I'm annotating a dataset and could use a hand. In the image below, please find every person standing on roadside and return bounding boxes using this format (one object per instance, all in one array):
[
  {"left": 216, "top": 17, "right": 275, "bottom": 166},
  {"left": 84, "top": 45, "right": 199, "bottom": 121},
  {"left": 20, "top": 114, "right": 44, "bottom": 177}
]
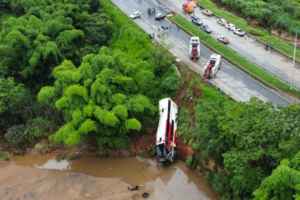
[{"left": 244, "top": 34, "right": 247, "bottom": 41}]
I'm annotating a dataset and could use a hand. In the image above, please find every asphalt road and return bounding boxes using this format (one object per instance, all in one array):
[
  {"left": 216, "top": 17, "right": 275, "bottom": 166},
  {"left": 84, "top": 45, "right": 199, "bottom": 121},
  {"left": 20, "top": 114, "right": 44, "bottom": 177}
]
[
  {"left": 110, "top": 0, "right": 290, "bottom": 106},
  {"left": 157, "top": 0, "right": 300, "bottom": 91}
]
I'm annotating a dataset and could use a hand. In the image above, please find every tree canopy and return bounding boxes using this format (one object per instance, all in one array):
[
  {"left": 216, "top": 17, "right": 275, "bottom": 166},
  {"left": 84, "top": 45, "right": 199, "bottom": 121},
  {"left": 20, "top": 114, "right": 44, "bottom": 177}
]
[
  {"left": 38, "top": 48, "right": 157, "bottom": 148},
  {"left": 0, "top": 0, "right": 112, "bottom": 88},
  {"left": 188, "top": 97, "right": 300, "bottom": 199}
]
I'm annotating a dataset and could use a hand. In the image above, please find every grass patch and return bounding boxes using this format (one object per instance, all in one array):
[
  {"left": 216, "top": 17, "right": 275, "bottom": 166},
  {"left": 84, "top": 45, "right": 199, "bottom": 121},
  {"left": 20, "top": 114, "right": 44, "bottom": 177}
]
[{"left": 171, "top": 15, "right": 300, "bottom": 98}]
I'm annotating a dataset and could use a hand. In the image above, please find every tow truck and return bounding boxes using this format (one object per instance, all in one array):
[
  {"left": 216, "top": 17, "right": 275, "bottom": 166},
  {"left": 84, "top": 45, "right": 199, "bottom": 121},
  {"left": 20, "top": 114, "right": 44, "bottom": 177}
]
[
  {"left": 203, "top": 54, "right": 222, "bottom": 78},
  {"left": 189, "top": 37, "right": 200, "bottom": 61}
]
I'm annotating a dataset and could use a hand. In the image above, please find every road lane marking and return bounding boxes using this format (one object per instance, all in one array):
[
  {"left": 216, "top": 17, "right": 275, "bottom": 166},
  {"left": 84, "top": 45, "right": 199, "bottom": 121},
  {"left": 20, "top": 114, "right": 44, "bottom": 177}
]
[{"left": 130, "top": 0, "right": 138, "bottom": 7}]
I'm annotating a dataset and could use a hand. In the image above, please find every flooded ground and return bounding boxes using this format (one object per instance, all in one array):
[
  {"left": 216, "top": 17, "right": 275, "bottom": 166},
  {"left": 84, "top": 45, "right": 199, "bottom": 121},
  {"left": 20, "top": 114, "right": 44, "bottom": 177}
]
[{"left": 1, "top": 152, "right": 219, "bottom": 200}]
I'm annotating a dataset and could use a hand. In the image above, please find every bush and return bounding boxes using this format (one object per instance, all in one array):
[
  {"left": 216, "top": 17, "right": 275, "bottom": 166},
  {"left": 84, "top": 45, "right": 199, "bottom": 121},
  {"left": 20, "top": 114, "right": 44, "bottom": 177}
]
[
  {"left": 186, "top": 155, "right": 193, "bottom": 168},
  {"left": 6, "top": 124, "right": 33, "bottom": 149},
  {"left": 6, "top": 117, "right": 52, "bottom": 149},
  {"left": 0, "top": 150, "right": 9, "bottom": 160}
]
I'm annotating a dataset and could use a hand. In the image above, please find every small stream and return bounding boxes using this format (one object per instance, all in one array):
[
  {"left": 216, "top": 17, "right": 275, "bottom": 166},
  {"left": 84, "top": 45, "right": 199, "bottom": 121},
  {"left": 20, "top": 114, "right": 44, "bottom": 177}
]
[{"left": 10, "top": 152, "right": 219, "bottom": 200}]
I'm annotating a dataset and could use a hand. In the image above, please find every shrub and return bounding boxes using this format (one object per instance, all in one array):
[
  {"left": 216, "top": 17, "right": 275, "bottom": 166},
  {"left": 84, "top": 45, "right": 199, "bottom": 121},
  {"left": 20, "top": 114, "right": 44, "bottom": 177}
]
[
  {"left": 186, "top": 155, "right": 196, "bottom": 168},
  {"left": 140, "top": 149, "right": 146, "bottom": 157},
  {"left": 6, "top": 124, "right": 33, "bottom": 149},
  {"left": 6, "top": 117, "right": 52, "bottom": 149},
  {"left": 0, "top": 150, "right": 10, "bottom": 160}
]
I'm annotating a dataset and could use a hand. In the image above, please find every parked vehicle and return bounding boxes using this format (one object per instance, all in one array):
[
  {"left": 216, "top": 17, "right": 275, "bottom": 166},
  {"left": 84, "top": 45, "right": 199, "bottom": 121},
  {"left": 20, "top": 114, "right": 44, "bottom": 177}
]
[
  {"left": 217, "top": 36, "right": 229, "bottom": 44},
  {"left": 155, "top": 13, "right": 166, "bottom": 20},
  {"left": 225, "top": 23, "right": 235, "bottom": 30},
  {"left": 217, "top": 18, "right": 227, "bottom": 26},
  {"left": 233, "top": 28, "right": 246, "bottom": 36},
  {"left": 191, "top": 15, "right": 203, "bottom": 26},
  {"left": 189, "top": 37, "right": 201, "bottom": 61},
  {"left": 182, "top": 2, "right": 195, "bottom": 13},
  {"left": 202, "top": 9, "right": 213, "bottom": 16},
  {"left": 200, "top": 24, "right": 212, "bottom": 33},
  {"left": 130, "top": 11, "right": 141, "bottom": 19},
  {"left": 203, "top": 54, "right": 222, "bottom": 78},
  {"left": 156, "top": 98, "right": 178, "bottom": 166}
]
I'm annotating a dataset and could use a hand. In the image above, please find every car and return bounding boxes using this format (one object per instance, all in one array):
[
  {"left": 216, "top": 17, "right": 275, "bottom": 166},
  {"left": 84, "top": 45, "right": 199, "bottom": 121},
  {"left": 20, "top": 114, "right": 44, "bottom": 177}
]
[
  {"left": 217, "top": 19, "right": 227, "bottom": 26},
  {"left": 200, "top": 24, "right": 212, "bottom": 33},
  {"left": 190, "top": 1, "right": 197, "bottom": 8},
  {"left": 233, "top": 28, "right": 246, "bottom": 36},
  {"left": 217, "top": 36, "right": 229, "bottom": 44},
  {"left": 130, "top": 11, "right": 141, "bottom": 19},
  {"left": 202, "top": 9, "right": 213, "bottom": 16},
  {"left": 225, "top": 23, "right": 235, "bottom": 31},
  {"left": 191, "top": 15, "right": 203, "bottom": 26},
  {"left": 164, "top": 8, "right": 173, "bottom": 17},
  {"left": 155, "top": 13, "right": 166, "bottom": 20},
  {"left": 147, "top": 7, "right": 155, "bottom": 15}
]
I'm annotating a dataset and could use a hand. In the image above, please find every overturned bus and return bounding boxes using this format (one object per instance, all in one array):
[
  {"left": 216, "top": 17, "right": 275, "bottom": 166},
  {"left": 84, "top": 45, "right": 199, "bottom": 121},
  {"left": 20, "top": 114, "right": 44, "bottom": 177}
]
[{"left": 156, "top": 98, "right": 178, "bottom": 166}]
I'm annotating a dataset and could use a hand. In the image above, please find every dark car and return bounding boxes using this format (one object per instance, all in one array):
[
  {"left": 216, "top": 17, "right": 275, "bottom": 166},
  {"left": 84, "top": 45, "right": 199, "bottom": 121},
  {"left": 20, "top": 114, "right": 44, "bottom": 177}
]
[
  {"left": 155, "top": 13, "right": 166, "bottom": 20},
  {"left": 191, "top": 15, "right": 203, "bottom": 26},
  {"left": 200, "top": 24, "right": 212, "bottom": 33}
]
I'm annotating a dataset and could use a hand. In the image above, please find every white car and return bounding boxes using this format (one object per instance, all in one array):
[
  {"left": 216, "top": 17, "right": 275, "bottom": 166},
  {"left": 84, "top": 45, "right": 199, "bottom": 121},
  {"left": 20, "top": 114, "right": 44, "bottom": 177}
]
[
  {"left": 190, "top": 1, "right": 197, "bottom": 8},
  {"left": 217, "top": 19, "right": 227, "bottom": 26},
  {"left": 202, "top": 9, "right": 213, "bottom": 16},
  {"left": 130, "top": 11, "right": 141, "bottom": 19},
  {"left": 225, "top": 23, "right": 235, "bottom": 30},
  {"left": 233, "top": 28, "right": 246, "bottom": 36}
]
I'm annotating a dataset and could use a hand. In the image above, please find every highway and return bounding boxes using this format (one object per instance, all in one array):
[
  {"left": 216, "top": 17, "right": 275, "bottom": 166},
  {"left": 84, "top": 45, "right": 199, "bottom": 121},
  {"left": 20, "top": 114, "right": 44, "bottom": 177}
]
[
  {"left": 110, "top": 0, "right": 290, "bottom": 106},
  {"left": 158, "top": 0, "right": 300, "bottom": 91}
]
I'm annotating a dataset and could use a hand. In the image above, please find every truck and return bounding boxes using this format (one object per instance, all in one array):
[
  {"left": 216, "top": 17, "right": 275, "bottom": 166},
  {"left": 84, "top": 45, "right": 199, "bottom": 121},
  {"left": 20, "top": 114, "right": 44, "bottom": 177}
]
[
  {"left": 189, "top": 37, "right": 200, "bottom": 61},
  {"left": 203, "top": 54, "right": 222, "bottom": 78},
  {"left": 182, "top": 2, "right": 195, "bottom": 13},
  {"left": 156, "top": 98, "right": 178, "bottom": 166}
]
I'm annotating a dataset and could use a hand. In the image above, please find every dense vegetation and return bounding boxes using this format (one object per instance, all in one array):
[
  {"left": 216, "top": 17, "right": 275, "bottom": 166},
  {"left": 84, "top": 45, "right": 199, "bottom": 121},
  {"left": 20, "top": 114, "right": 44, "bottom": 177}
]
[
  {"left": 1, "top": 0, "right": 300, "bottom": 200},
  {"left": 0, "top": 0, "right": 179, "bottom": 150},
  {"left": 178, "top": 65, "right": 300, "bottom": 200}
]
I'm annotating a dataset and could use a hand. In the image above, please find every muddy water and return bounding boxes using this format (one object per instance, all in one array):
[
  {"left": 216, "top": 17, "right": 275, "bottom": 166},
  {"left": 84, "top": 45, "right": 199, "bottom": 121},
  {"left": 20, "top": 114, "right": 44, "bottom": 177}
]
[{"left": 11, "top": 153, "right": 219, "bottom": 200}]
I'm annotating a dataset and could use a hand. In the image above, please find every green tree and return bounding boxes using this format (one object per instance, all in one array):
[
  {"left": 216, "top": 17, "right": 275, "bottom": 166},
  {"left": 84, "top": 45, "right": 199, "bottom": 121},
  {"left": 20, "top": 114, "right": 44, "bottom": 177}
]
[
  {"left": 88, "top": 0, "right": 100, "bottom": 13},
  {"left": 39, "top": 48, "right": 156, "bottom": 148},
  {"left": 253, "top": 154, "right": 300, "bottom": 200},
  {"left": 0, "top": 77, "right": 26, "bottom": 128}
]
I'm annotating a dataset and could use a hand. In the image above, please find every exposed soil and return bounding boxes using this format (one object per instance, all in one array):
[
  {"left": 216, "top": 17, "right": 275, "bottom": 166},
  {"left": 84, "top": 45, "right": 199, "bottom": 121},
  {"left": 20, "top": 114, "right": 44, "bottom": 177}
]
[{"left": 0, "top": 165, "right": 141, "bottom": 200}]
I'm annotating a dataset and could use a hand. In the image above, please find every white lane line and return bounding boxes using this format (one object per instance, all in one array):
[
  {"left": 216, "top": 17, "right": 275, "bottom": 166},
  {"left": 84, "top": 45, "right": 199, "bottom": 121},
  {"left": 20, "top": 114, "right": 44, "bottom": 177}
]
[
  {"left": 142, "top": 0, "right": 150, "bottom": 7},
  {"left": 130, "top": 0, "right": 138, "bottom": 7}
]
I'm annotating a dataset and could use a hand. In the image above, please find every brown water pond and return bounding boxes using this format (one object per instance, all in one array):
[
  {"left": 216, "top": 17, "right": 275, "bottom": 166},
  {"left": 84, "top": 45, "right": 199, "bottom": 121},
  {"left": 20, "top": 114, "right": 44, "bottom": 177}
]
[{"left": 10, "top": 152, "right": 219, "bottom": 200}]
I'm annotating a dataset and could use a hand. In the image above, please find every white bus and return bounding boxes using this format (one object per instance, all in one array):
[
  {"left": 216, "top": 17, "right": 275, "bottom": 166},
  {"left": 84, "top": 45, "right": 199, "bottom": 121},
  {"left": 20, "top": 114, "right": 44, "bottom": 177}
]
[{"left": 156, "top": 98, "right": 178, "bottom": 165}]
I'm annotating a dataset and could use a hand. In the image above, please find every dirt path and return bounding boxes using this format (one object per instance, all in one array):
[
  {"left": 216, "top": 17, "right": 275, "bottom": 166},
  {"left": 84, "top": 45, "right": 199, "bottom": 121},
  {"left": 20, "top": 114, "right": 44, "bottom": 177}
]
[{"left": 0, "top": 165, "right": 142, "bottom": 200}]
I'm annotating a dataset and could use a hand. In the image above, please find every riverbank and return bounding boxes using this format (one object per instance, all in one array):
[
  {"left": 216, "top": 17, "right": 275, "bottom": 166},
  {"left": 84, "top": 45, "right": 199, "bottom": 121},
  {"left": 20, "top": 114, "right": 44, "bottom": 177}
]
[{"left": 0, "top": 164, "right": 141, "bottom": 200}]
